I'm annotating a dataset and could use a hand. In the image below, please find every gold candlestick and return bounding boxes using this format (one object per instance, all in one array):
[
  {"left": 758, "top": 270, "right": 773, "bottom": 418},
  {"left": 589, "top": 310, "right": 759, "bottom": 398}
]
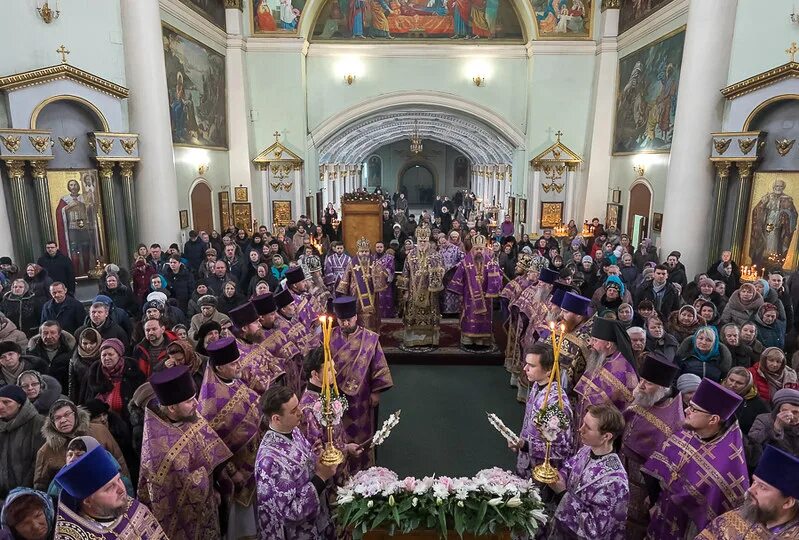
[
  {"left": 532, "top": 322, "right": 568, "bottom": 484},
  {"left": 319, "top": 315, "right": 345, "bottom": 466}
]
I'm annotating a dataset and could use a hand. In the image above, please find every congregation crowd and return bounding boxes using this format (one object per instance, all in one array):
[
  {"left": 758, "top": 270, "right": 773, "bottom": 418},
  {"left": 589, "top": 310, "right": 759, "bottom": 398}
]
[{"left": 0, "top": 185, "right": 796, "bottom": 539}]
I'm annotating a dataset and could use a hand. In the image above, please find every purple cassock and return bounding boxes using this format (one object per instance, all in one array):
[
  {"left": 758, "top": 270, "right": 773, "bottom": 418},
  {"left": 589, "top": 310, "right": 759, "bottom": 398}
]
[
  {"left": 262, "top": 326, "right": 305, "bottom": 397},
  {"left": 299, "top": 385, "right": 351, "bottom": 487},
  {"left": 291, "top": 289, "right": 321, "bottom": 332},
  {"left": 336, "top": 257, "right": 389, "bottom": 333},
  {"left": 236, "top": 337, "right": 286, "bottom": 395},
  {"left": 198, "top": 363, "right": 262, "bottom": 506},
  {"left": 549, "top": 446, "right": 630, "bottom": 539},
  {"left": 516, "top": 380, "right": 574, "bottom": 478},
  {"left": 446, "top": 252, "right": 503, "bottom": 345},
  {"left": 375, "top": 252, "right": 396, "bottom": 318},
  {"left": 138, "top": 406, "right": 233, "bottom": 540},
  {"left": 276, "top": 314, "right": 320, "bottom": 354},
  {"left": 573, "top": 350, "right": 639, "bottom": 425},
  {"left": 330, "top": 325, "right": 393, "bottom": 471},
  {"left": 500, "top": 275, "right": 534, "bottom": 377},
  {"left": 621, "top": 395, "right": 685, "bottom": 539},
  {"left": 323, "top": 252, "right": 352, "bottom": 290},
  {"left": 255, "top": 428, "right": 334, "bottom": 540},
  {"left": 439, "top": 243, "right": 465, "bottom": 315},
  {"left": 55, "top": 498, "right": 169, "bottom": 539}
]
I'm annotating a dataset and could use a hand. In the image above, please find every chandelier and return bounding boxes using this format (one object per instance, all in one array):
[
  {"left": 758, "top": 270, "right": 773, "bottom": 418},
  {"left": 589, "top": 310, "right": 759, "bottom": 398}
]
[{"left": 410, "top": 121, "right": 423, "bottom": 155}]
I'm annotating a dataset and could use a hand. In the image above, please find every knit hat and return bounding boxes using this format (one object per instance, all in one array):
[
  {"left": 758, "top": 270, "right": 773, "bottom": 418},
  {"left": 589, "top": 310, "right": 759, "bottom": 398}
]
[
  {"left": 676, "top": 373, "right": 701, "bottom": 393},
  {"left": 105, "top": 264, "right": 120, "bottom": 274},
  {"left": 93, "top": 294, "right": 113, "bottom": 307},
  {"left": 197, "top": 295, "right": 217, "bottom": 308},
  {"left": 55, "top": 446, "right": 119, "bottom": 500},
  {"left": 0, "top": 257, "right": 12, "bottom": 265},
  {"left": 146, "top": 291, "right": 168, "bottom": 305},
  {"left": 581, "top": 255, "right": 593, "bottom": 264},
  {"left": 194, "top": 321, "right": 222, "bottom": 356},
  {"left": 99, "top": 338, "right": 125, "bottom": 358},
  {"left": 144, "top": 300, "right": 165, "bottom": 312},
  {"left": 0, "top": 341, "right": 22, "bottom": 356},
  {"left": 772, "top": 388, "right": 799, "bottom": 409},
  {"left": 0, "top": 385, "right": 27, "bottom": 405}
]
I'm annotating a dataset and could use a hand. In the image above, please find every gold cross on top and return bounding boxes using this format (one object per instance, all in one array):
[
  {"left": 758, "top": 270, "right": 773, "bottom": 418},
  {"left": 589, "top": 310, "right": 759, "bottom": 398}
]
[
  {"left": 555, "top": 130, "right": 563, "bottom": 142},
  {"left": 787, "top": 42, "right": 798, "bottom": 63},
  {"left": 273, "top": 131, "right": 281, "bottom": 143},
  {"left": 56, "top": 44, "right": 70, "bottom": 63}
]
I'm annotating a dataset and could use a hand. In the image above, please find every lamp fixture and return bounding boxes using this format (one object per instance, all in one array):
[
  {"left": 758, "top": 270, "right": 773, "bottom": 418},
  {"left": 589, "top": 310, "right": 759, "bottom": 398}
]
[
  {"left": 473, "top": 76, "right": 485, "bottom": 87},
  {"left": 198, "top": 163, "right": 209, "bottom": 176},
  {"left": 344, "top": 74, "right": 356, "bottom": 85},
  {"left": 791, "top": 6, "right": 799, "bottom": 24},
  {"left": 409, "top": 121, "right": 423, "bottom": 155},
  {"left": 36, "top": 0, "right": 60, "bottom": 23},
  {"left": 633, "top": 164, "right": 645, "bottom": 177}
]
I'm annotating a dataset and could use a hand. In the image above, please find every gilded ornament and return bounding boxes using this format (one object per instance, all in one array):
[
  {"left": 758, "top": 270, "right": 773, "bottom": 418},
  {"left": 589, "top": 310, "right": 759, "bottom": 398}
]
[
  {"left": 542, "top": 180, "right": 565, "bottom": 193},
  {"left": 120, "top": 138, "right": 137, "bottom": 155},
  {"left": 28, "top": 135, "right": 52, "bottom": 154},
  {"left": 601, "top": 0, "right": 620, "bottom": 10},
  {"left": 223, "top": 0, "right": 242, "bottom": 8},
  {"left": 356, "top": 237, "right": 371, "bottom": 251},
  {"left": 713, "top": 138, "right": 732, "bottom": 155},
  {"left": 775, "top": 138, "right": 795, "bottom": 157},
  {"left": 97, "top": 138, "right": 114, "bottom": 155},
  {"left": 29, "top": 160, "right": 48, "bottom": 179},
  {"left": 0, "top": 135, "right": 21, "bottom": 153},
  {"left": 118, "top": 161, "right": 135, "bottom": 179},
  {"left": 714, "top": 161, "right": 732, "bottom": 179},
  {"left": 58, "top": 136, "right": 77, "bottom": 153},
  {"left": 738, "top": 137, "right": 756, "bottom": 155},
  {"left": 4, "top": 159, "right": 26, "bottom": 178}
]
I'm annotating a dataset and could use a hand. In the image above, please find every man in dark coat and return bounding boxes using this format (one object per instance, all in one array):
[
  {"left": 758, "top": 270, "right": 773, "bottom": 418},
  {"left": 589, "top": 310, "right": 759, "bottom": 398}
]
[
  {"left": 36, "top": 242, "right": 75, "bottom": 295},
  {"left": 25, "top": 321, "right": 75, "bottom": 389},
  {"left": 40, "top": 282, "right": 86, "bottom": 336},
  {"left": 0, "top": 385, "right": 45, "bottom": 498},
  {"left": 73, "top": 302, "right": 129, "bottom": 350},
  {"left": 182, "top": 230, "right": 208, "bottom": 274},
  {"left": 706, "top": 250, "right": 740, "bottom": 294},
  {"left": 162, "top": 255, "right": 195, "bottom": 314},
  {"left": 635, "top": 264, "right": 681, "bottom": 320}
]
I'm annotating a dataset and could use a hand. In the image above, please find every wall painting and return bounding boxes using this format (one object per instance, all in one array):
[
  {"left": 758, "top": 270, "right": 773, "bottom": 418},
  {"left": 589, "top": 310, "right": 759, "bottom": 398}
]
[
  {"left": 252, "top": 0, "right": 304, "bottom": 33},
  {"left": 179, "top": 0, "right": 227, "bottom": 28},
  {"left": 612, "top": 28, "right": 685, "bottom": 155},
  {"left": 531, "top": 0, "right": 592, "bottom": 40},
  {"left": 163, "top": 25, "right": 228, "bottom": 149},
  {"left": 741, "top": 172, "right": 799, "bottom": 271},
  {"left": 311, "top": 0, "right": 523, "bottom": 40},
  {"left": 619, "top": 0, "right": 677, "bottom": 35}
]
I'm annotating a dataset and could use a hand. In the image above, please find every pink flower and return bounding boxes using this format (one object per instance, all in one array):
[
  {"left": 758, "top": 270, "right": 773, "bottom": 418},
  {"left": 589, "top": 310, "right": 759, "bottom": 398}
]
[{"left": 402, "top": 476, "right": 417, "bottom": 492}]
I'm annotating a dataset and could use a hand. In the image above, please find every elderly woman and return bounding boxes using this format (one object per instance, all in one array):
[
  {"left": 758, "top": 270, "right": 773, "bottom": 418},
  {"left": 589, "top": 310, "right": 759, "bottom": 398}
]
[
  {"left": 0, "top": 487, "right": 55, "bottom": 540},
  {"left": 722, "top": 366, "right": 771, "bottom": 435},
  {"left": 164, "top": 340, "right": 205, "bottom": 392},
  {"left": 719, "top": 282, "right": 763, "bottom": 327},
  {"left": 16, "top": 371, "right": 64, "bottom": 415},
  {"left": 81, "top": 338, "right": 145, "bottom": 425},
  {"left": 740, "top": 320, "right": 765, "bottom": 366},
  {"left": 99, "top": 272, "right": 136, "bottom": 317},
  {"left": 676, "top": 326, "right": 732, "bottom": 382},
  {"left": 749, "top": 347, "right": 798, "bottom": 404},
  {"left": 668, "top": 305, "right": 706, "bottom": 342},
  {"left": 753, "top": 303, "right": 786, "bottom": 349},
  {"left": 216, "top": 280, "right": 245, "bottom": 315},
  {"left": 718, "top": 323, "right": 753, "bottom": 369},
  {"left": 0, "top": 342, "right": 48, "bottom": 387},
  {"left": 747, "top": 388, "right": 799, "bottom": 462},
  {"left": 0, "top": 280, "right": 42, "bottom": 338},
  {"left": 644, "top": 316, "right": 679, "bottom": 363}
]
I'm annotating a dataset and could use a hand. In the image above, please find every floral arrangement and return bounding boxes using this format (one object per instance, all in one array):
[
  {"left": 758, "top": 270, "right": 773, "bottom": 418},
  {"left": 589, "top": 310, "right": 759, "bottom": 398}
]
[
  {"left": 335, "top": 466, "right": 547, "bottom": 538},
  {"left": 371, "top": 410, "right": 401, "bottom": 447},
  {"left": 313, "top": 394, "right": 348, "bottom": 427},
  {"left": 534, "top": 403, "right": 570, "bottom": 442}
]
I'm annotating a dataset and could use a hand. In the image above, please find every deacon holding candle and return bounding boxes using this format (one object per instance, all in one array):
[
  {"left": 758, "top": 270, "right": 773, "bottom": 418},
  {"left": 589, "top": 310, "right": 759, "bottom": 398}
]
[{"left": 329, "top": 296, "right": 393, "bottom": 472}]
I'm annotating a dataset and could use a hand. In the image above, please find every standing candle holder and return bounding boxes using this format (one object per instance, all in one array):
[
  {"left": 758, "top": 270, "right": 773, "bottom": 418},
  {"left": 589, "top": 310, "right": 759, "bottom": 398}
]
[
  {"left": 532, "top": 321, "right": 571, "bottom": 484},
  {"left": 318, "top": 315, "right": 347, "bottom": 466}
]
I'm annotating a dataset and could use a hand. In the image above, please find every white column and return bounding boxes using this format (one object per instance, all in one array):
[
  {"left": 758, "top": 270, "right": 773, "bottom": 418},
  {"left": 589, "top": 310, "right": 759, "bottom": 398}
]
[
  {"left": 121, "top": 0, "right": 180, "bottom": 244},
  {"left": 661, "top": 0, "right": 738, "bottom": 275},
  {"left": 0, "top": 178, "right": 15, "bottom": 257},
  {"left": 293, "top": 168, "right": 303, "bottom": 220},
  {"left": 262, "top": 169, "right": 272, "bottom": 227},
  {"left": 225, "top": 8, "right": 254, "bottom": 200},
  {"left": 582, "top": 5, "right": 619, "bottom": 222}
]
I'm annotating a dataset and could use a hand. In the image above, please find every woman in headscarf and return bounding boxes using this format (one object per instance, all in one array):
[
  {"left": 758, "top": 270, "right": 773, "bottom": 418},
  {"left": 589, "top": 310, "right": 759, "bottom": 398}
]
[
  {"left": 164, "top": 340, "right": 205, "bottom": 392},
  {"left": 740, "top": 321, "right": 765, "bottom": 366},
  {"left": 81, "top": 338, "right": 145, "bottom": 426},
  {"left": 754, "top": 278, "right": 787, "bottom": 322},
  {"left": 595, "top": 275, "right": 625, "bottom": 313},
  {"left": 749, "top": 347, "right": 798, "bottom": 404},
  {"left": 644, "top": 316, "right": 680, "bottom": 363},
  {"left": 216, "top": 280, "right": 245, "bottom": 315},
  {"left": 722, "top": 366, "right": 770, "bottom": 435},
  {"left": 0, "top": 487, "right": 54, "bottom": 540},
  {"left": 719, "top": 282, "right": 763, "bottom": 326},
  {"left": 0, "top": 280, "right": 42, "bottom": 338},
  {"left": 16, "top": 371, "right": 64, "bottom": 416},
  {"left": 696, "top": 300, "right": 719, "bottom": 328},
  {"left": 67, "top": 328, "right": 102, "bottom": 404},
  {"left": 676, "top": 326, "right": 732, "bottom": 382},
  {"left": 23, "top": 264, "right": 51, "bottom": 303},
  {"left": 753, "top": 303, "right": 786, "bottom": 349},
  {"left": 668, "top": 305, "right": 706, "bottom": 343}
]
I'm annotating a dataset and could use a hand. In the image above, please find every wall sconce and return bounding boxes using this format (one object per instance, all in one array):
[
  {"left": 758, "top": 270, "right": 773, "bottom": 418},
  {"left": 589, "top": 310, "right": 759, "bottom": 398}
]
[
  {"left": 344, "top": 74, "right": 356, "bottom": 85},
  {"left": 36, "top": 0, "right": 60, "bottom": 23},
  {"left": 633, "top": 164, "right": 645, "bottom": 177},
  {"left": 198, "top": 162, "right": 209, "bottom": 176},
  {"left": 473, "top": 76, "right": 486, "bottom": 87}
]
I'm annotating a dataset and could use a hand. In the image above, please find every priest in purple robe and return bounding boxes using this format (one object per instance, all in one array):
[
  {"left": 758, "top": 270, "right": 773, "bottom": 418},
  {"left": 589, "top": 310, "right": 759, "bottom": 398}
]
[
  {"left": 286, "top": 266, "right": 322, "bottom": 334},
  {"left": 330, "top": 296, "right": 394, "bottom": 471},
  {"left": 546, "top": 290, "right": 593, "bottom": 393},
  {"left": 199, "top": 337, "right": 263, "bottom": 540},
  {"left": 620, "top": 352, "right": 684, "bottom": 539},
  {"left": 336, "top": 236, "right": 389, "bottom": 333},
  {"left": 229, "top": 301, "right": 286, "bottom": 394},
  {"left": 323, "top": 241, "right": 352, "bottom": 291},
  {"left": 642, "top": 377, "right": 749, "bottom": 539},
  {"left": 54, "top": 446, "right": 168, "bottom": 539},
  {"left": 138, "top": 366, "right": 233, "bottom": 540},
  {"left": 574, "top": 317, "right": 639, "bottom": 433},
  {"left": 304, "top": 254, "right": 332, "bottom": 318},
  {"left": 501, "top": 253, "right": 534, "bottom": 386},
  {"left": 252, "top": 292, "right": 305, "bottom": 395},
  {"left": 275, "top": 288, "right": 320, "bottom": 354},
  {"left": 374, "top": 240, "right": 397, "bottom": 318},
  {"left": 547, "top": 403, "right": 630, "bottom": 539},
  {"left": 447, "top": 234, "right": 503, "bottom": 350},
  {"left": 255, "top": 385, "right": 339, "bottom": 539},
  {"left": 439, "top": 232, "right": 465, "bottom": 317},
  {"left": 697, "top": 445, "right": 799, "bottom": 539}
]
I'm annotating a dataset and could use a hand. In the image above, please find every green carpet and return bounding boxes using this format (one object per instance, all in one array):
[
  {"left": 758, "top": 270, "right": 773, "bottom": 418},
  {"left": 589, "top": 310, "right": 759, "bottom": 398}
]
[{"left": 375, "top": 364, "right": 524, "bottom": 478}]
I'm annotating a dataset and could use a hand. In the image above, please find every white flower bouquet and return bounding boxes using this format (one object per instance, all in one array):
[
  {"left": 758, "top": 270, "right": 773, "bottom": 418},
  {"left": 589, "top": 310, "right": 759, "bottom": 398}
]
[
  {"left": 335, "top": 466, "right": 547, "bottom": 538},
  {"left": 534, "top": 403, "right": 570, "bottom": 442}
]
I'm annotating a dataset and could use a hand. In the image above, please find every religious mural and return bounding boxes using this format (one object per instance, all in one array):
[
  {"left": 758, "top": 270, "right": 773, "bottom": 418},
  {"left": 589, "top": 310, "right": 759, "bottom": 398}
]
[
  {"left": 163, "top": 25, "right": 228, "bottom": 149},
  {"left": 612, "top": 28, "right": 685, "bottom": 155},
  {"left": 367, "top": 155, "right": 383, "bottom": 187},
  {"left": 742, "top": 172, "right": 799, "bottom": 270},
  {"left": 47, "top": 170, "right": 106, "bottom": 278},
  {"left": 619, "top": 0, "right": 677, "bottom": 34},
  {"left": 311, "top": 0, "right": 523, "bottom": 40},
  {"left": 178, "top": 0, "right": 227, "bottom": 28},
  {"left": 251, "top": 0, "right": 304, "bottom": 33},
  {"left": 531, "top": 0, "right": 591, "bottom": 39}
]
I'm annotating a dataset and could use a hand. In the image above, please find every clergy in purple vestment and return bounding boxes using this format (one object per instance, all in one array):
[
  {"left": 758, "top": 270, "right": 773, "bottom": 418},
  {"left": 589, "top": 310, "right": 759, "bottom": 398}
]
[
  {"left": 439, "top": 232, "right": 465, "bottom": 316},
  {"left": 199, "top": 337, "right": 263, "bottom": 540},
  {"left": 252, "top": 292, "right": 305, "bottom": 396},
  {"left": 323, "top": 242, "right": 352, "bottom": 291},
  {"left": 512, "top": 342, "right": 574, "bottom": 478},
  {"left": 501, "top": 255, "right": 536, "bottom": 390},
  {"left": 138, "top": 366, "right": 233, "bottom": 540},
  {"left": 374, "top": 240, "right": 397, "bottom": 318},
  {"left": 54, "top": 446, "right": 169, "bottom": 539},
  {"left": 642, "top": 378, "right": 749, "bottom": 539},
  {"left": 286, "top": 266, "right": 322, "bottom": 334},
  {"left": 276, "top": 287, "right": 321, "bottom": 354},
  {"left": 548, "top": 403, "right": 630, "bottom": 540},
  {"left": 447, "top": 234, "right": 503, "bottom": 349},
  {"left": 229, "top": 302, "right": 286, "bottom": 394},
  {"left": 620, "top": 352, "right": 684, "bottom": 539},
  {"left": 330, "top": 296, "right": 394, "bottom": 471},
  {"left": 336, "top": 237, "right": 389, "bottom": 333},
  {"left": 255, "top": 386, "right": 339, "bottom": 540}
]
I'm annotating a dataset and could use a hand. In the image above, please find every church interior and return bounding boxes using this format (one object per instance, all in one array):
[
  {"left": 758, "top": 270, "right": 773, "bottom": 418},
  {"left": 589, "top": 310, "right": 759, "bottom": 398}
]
[{"left": 2, "top": 0, "right": 799, "bottom": 538}]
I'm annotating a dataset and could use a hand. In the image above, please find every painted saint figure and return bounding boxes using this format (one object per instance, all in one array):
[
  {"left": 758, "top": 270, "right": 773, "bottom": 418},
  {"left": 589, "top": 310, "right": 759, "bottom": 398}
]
[
  {"left": 55, "top": 175, "right": 100, "bottom": 276},
  {"left": 749, "top": 178, "right": 798, "bottom": 267}
]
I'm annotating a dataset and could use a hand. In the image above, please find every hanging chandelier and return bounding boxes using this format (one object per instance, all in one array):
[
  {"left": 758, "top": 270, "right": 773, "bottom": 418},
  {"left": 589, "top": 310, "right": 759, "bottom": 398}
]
[{"left": 410, "top": 121, "right": 423, "bottom": 155}]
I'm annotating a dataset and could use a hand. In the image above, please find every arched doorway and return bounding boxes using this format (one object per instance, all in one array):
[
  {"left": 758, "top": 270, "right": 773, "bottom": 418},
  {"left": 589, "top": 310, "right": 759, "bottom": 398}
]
[
  {"left": 628, "top": 182, "right": 652, "bottom": 245},
  {"left": 190, "top": 181, "right": 213, "bottom": 233},
  {"left": 399, "top": 163, "right": 436, "bottom": 205}
]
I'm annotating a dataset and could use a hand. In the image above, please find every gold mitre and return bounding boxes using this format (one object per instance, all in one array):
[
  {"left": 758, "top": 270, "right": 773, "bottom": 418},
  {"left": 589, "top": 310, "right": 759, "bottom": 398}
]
[
  {"left": 472, "top": 234, "right": 487, "bottom": 248},
  {"left": 356, "top": 236, "right": 371, "bottom": 251},
  {"left": 517, "top": 252, "right": 532, "bottom": 269},
  {"left": 415, "top": 225, "right": 431, "bottom": 241}
]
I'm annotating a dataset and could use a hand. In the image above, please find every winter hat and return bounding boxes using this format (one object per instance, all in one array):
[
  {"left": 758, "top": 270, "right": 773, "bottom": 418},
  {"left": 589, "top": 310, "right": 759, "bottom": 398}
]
[
  {"left": 147, "top": 291, "right": 168, "bottom": 305},
  {"left": 195, "top": 321, "right": 222, "bottom": 356},
  {"left": 581, "top": 255, "right": 593, "bottom": 264},
  {"left": 0, "top": 257, "right": 12, "bottom": 265},
  {"left": 0, "top": 385, "right": 27, "bottom": 405},
  {"left": 99, "top": 338, "right": 125, "bottom": 358},
  {"left": 55, "top": 446, "right": 118, "bottom": 500},
  {"left": 93, "top": 295, "right": 113, "bottom": 307},
  {"left": 197, "top": 295, "right": 217, "bottom": 308},
  {"left": 676, "top": 373, "right": 701, "bottom": 393},
  {"left": 0, "top": 341, "right": 22, "bottom": 356},
  {"left": 772, "top": 388, "right": 799, "bottom": 409}
]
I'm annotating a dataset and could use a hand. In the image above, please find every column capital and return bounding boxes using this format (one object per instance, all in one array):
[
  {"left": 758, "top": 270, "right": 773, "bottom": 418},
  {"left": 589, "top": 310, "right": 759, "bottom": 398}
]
[
  {"left": 736, "top": 161, "right": 754, "bottom": 179},
  {"left": 224, "top": 0, "right": 243, "bottom": 9},
  {"left": 29, "top": 160, "right": 49, "bottom": 179},
  {"left": 601, "top": 0, "right": 620, "bottom": 11},
  {"left": 2, "top": 159, "right": 26, "bottom": 179},
  {"left": 98, "top": 160, "right": 116, "bottom": 179},
  {"left": 713, "top": 160, "right": 732, "bottom": 179},
  {"left": 118, "top": 161, "right": 135, "bottom": 179}
]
